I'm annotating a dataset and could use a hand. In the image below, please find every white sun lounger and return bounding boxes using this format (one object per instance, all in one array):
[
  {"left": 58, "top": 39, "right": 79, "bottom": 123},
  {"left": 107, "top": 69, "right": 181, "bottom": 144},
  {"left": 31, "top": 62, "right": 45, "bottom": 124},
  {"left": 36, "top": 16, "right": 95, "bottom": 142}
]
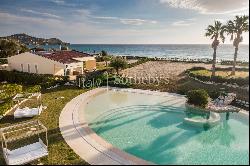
[
  {"left": 3, "top": 138, "right": 48, "bottom": 165},
  {"left": 14, "top": 105, "right": 46, "bottom": 119}
]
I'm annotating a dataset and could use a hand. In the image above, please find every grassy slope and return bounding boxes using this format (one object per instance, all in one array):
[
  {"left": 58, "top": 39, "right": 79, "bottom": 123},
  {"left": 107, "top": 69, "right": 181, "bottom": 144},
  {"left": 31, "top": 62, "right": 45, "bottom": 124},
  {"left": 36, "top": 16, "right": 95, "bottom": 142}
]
[
  {"left": 0, "top": 86, "right": 89, "bottom": 165},
  {"left": 177, "top": 77, "right": 249, "bottom": 101},
  {"left": 190, "top": 70, "right": 249, "bottom": 79}
]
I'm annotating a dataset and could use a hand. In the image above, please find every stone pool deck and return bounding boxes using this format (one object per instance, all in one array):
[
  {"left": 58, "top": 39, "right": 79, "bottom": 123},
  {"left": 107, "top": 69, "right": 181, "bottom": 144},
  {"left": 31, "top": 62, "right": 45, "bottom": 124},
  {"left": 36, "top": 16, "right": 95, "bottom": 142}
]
[{"left": 59, "top": 88, "right": 153, "bottom": 165}]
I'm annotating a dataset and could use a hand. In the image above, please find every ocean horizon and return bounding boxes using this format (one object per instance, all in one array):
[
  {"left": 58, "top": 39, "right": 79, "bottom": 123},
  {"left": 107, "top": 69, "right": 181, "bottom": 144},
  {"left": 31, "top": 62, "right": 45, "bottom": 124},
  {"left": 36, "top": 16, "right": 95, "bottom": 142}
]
[{"left": 29, "top": 44, "right": 249, "bottom": 62}]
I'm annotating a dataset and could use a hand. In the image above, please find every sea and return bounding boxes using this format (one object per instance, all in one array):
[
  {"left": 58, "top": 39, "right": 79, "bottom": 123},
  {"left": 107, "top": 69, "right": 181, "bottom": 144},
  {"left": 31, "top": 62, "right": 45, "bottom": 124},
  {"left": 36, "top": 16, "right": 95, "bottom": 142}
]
[{"left": 29, "top": 44, "right": 249, "bottom": 62}]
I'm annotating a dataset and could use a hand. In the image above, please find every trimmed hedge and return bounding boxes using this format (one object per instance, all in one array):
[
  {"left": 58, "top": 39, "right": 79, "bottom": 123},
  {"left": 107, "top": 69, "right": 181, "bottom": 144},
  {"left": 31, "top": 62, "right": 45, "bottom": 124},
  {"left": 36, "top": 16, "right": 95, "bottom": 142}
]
[
  {"left": 0, "top": 70, "right": 69, "bottom": 88},
  {"left": 187, "top": 89, "right": 209, "bottom": 108}
]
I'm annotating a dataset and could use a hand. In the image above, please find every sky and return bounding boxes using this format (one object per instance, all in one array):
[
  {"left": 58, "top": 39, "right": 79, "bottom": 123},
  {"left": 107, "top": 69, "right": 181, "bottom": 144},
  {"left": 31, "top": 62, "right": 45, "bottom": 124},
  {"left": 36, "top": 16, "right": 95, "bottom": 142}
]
[{"left": 0, "top": 0, "right": 249, "bottom": 44}]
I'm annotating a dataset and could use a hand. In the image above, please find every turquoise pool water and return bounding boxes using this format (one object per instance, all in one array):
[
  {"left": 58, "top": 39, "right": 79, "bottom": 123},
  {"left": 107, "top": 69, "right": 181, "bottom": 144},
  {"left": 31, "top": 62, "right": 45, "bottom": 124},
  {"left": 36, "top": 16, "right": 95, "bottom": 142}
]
[{"left": 84, "top": 90, "right": 249, "bottom": 165}]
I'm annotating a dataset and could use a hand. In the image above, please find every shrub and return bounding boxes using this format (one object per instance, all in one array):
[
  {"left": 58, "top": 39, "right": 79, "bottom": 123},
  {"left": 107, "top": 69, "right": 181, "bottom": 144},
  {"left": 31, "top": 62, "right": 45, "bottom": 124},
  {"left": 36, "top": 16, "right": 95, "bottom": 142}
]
[
  {"left": 188, "top": 67, "right": 207, "bottom": 71},
  {"left": 76, "top": 70, "right": 109, "bottom": 88},
  {"left": 187, "top": 89, "right": 209, "bottom": 108},
  {"left": 0, "top": 99, "right": 14, "bottom": 116},
  {"left": 96, "top": 56, "right": 104, "bottom": 62},
  {"left": 127, "top": 57, "right": 150, "bottom": 68},
  {"left": 0, "top": 70, "right": 69, "bottom": 88},
  {"left": 24, "top": 85, "right": 42, "bottom": 93},
  {"left": 0, "top": 84, "right": 23, "bottom": 100},
  {"left": 209, "top": 90, "right": 221, "bottom": 100},
  {"left": 76, "top": 72, "right": 132, "bottom": 88},
  {"left": 0, "top": 59, "right": 7, "bottom": 64}
]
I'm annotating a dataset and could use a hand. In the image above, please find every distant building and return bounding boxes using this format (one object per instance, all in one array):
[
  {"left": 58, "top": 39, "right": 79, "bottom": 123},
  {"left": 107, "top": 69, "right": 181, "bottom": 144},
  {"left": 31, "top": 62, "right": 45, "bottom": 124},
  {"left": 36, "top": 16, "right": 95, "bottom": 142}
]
[{"left": 7, "top": 51, "right": 96, "bottom": 77}]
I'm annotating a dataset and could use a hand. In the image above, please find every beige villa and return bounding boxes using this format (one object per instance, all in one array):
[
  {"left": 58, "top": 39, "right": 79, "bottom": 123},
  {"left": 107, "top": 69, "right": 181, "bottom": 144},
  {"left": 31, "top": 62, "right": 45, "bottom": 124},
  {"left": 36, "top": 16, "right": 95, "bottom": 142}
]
[{"left": 7, "top": 51, "right": 96, "bottom": 77}]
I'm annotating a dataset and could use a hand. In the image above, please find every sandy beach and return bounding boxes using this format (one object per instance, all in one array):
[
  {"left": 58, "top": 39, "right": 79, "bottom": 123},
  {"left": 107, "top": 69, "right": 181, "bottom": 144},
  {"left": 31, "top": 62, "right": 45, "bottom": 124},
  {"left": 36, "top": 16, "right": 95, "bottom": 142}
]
[{"left": 122, "top": 61, "right": 231, "bottom": 81}]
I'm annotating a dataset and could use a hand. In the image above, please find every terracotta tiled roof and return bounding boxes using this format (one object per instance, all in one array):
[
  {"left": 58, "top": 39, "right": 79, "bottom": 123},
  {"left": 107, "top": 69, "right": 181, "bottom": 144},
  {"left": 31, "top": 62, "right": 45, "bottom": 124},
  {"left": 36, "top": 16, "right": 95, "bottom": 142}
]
[{"left": 36, "top": 51, "right": 92, "bottom": 64}]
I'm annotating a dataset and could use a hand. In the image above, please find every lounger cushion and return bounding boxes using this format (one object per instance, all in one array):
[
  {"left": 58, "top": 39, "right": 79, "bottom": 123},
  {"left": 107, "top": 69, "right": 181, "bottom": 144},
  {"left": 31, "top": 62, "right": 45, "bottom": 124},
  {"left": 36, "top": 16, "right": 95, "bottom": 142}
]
[{"left": 3, "top": 141, "right": 48, "bottom": 165}]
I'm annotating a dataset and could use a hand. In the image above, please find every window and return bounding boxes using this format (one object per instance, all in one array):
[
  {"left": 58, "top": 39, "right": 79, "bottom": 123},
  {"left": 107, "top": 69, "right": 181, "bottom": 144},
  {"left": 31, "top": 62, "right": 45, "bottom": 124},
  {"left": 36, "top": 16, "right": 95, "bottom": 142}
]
[
  {"left": 21, "top": 64, "right": 23, "bottom": 72},
  {"left": 27, "top": 64, "right": 30, "bottom": 73},
  {"left": 35, "top": 65, "right": 38, "bottom": 74}
]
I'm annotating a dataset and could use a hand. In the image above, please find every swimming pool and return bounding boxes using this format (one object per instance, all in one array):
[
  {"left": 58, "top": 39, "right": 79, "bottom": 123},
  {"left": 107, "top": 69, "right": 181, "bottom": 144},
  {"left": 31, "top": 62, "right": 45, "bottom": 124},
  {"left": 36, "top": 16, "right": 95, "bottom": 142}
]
[{"left": 84, "top": 89, "right": 249, "bottom": 165}]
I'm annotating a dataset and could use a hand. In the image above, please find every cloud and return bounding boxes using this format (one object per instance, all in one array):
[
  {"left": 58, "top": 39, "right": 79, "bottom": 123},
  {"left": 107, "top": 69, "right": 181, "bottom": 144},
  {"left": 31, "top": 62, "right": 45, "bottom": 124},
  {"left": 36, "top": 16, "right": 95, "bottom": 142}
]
[
  {"left": 50, "top": 0, "right": 65, "bottom": 5},
  {"left": 20, "top": 9, "right": 61, "bottom": 19},
  {"left": 172, "top": 21, "right": 192, "bottom": 26},
  {"left": 50, "top": 0, "right": 77, "bottom": 7},
  {"left": 120, "top": 19, "right": 157, "bottom": 26},
  {"left": 0, "top": 11, "right": 248, "bottom": 44},
  {"left": 92, "top": 16, "right": 119, "bottom": 20},
  {"left": 172, "top": 18, "right": 195, "bottom": 26},
  {"left": 0, "top": 12, "right": 58, "bottom": 24},
  {"left": 75, "top": 9, "right": 92, "bottom": 18},
  {"left": 0, "top": 11, "right": 111, "bottom": 44},
  {"left": 92, "top": 16, "right": 157, "bottom": 26},
  {"left": 160, "top": 0, "right": 249, "bottom": 14},
  {"left": 0, "top": 11, "right": 163, "bottom": 44}
]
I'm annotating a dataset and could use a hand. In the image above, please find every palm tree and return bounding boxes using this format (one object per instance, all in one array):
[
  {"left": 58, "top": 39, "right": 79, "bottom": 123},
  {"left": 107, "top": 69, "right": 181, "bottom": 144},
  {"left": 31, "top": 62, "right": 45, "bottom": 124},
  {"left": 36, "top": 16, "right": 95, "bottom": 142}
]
[
  {"left": 225, "top": 15, "right": 249, "bottom": 75},
  {"left": 205, "top": 21, "right": 226, "bottom": 77}
]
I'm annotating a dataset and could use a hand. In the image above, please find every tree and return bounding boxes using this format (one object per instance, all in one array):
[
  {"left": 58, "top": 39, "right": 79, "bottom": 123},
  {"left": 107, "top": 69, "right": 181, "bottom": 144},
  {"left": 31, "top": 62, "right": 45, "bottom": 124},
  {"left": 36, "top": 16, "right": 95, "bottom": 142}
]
[
  {"left": 103, "top": 56, "right": 111, "bottom": 67},
  {"left": 225, "top": 15, "right": 249, "bottom": 75},
  {"left": 110, "top": 57, "right": 127, "bottom": 75},
  {"left": 101, "top": 50, "right": 108, "bottom": 57},
  {"left": 101, "top": 50, "right": 109, "bottom": 67},
  {"left": 0, "top": 39, "right": 29, "bottom": 58},
  {"left": 61, "top": 45, "right": 68, "bottom": 51},
  {"left": 205, "top": 21, "right": 226, "bottom": 77}
]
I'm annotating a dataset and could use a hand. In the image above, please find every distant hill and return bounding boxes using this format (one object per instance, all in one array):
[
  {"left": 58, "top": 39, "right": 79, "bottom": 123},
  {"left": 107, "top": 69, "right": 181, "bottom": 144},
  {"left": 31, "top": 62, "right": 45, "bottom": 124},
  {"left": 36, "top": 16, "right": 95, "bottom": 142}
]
[{"left": 0, "top": 33, "right": 70, "bottom": 46}]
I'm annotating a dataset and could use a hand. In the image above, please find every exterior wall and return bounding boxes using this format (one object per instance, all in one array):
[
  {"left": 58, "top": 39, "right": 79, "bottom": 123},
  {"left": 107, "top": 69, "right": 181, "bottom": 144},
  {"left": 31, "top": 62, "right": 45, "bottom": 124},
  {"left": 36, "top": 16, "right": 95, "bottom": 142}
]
[
  {"left": 54, "top": 65, "right": 65, "bottom": 76},
  {"left": 73, "top": 57, "right": 96, "bottom": 71},
  {"left": 7, "top": 52, "right": 65, "bottom": 76},
  {"left": 85, "top": 60, "right": 96, "bottom": 71},
  {"left": 66, "top": 62, "right": 83, "bottom": 75}
]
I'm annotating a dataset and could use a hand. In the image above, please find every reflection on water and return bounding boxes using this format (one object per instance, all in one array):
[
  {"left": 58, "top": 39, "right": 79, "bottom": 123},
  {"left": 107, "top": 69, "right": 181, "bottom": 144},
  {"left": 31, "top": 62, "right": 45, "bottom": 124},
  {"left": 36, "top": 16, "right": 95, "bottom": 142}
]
[{"left": 109, "top": 91, "right": 128, "bottom": 104}]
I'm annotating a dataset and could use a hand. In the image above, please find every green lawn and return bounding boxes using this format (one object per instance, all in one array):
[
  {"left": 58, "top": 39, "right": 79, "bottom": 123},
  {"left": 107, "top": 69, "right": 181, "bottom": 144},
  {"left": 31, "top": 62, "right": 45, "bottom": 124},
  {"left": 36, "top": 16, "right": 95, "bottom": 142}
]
[{"left": 0, "top": 86, "right": 89, "bottom": 165}]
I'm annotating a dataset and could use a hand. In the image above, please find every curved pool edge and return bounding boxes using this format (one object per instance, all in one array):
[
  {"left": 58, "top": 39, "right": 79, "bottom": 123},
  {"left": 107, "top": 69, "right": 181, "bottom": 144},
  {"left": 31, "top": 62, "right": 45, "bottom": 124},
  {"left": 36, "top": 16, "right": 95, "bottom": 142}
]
[
  {"left": 59, "top": 87, "right": 249, "bottom": 165},
  {"left": 59, "top": 87, "right": 154, "bottom": 165}
]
